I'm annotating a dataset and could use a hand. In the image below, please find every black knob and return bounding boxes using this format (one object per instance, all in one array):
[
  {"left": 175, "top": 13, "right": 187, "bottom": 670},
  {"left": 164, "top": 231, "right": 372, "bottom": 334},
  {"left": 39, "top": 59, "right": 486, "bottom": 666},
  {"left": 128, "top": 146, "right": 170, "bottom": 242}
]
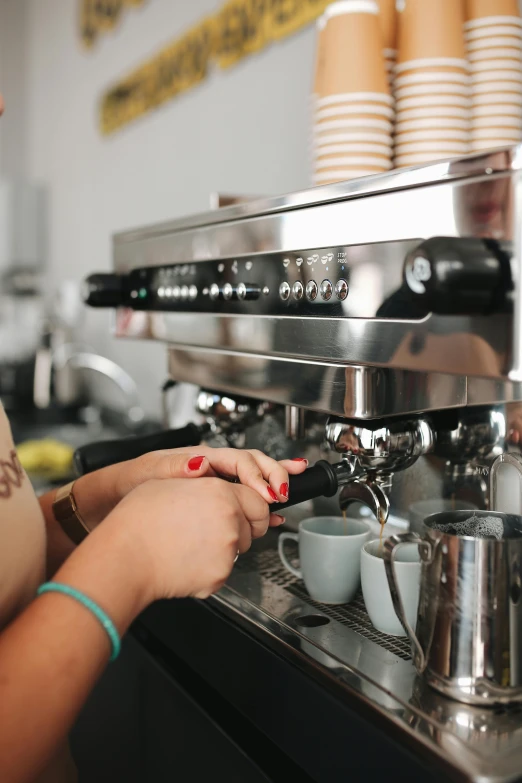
[
  {"left": 271, "top": 460, "right": 340, "bottom": 512},
  {"left": 403, "top": 237, "right": 513, "bottom": 315},
  {"left": 82, "top": 273, "right": 126, "bottom": 308}
]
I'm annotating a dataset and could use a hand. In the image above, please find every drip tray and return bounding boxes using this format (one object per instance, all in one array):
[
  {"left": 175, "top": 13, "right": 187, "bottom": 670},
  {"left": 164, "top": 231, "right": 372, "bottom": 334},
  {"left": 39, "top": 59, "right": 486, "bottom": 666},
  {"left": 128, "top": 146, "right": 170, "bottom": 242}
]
[
  {"left": 236, "top": 546, "right": 411, "bottom": 661},
  {"left": 210, "top": 533, "right": 522, "bottom": 783}
]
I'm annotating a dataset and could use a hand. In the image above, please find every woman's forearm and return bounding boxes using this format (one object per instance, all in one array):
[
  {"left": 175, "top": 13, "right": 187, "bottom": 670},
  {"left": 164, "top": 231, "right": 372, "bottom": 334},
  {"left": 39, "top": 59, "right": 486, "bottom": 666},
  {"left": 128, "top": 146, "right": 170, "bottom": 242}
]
[{"left": 0, "top": 519, "right": 146, "bottom": 783}]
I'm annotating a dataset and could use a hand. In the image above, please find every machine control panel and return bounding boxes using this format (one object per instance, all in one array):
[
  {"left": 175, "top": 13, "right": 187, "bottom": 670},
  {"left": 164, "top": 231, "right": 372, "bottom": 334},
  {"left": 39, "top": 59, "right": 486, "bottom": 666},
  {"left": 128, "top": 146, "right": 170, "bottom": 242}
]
[{"left": 87, "top": 246, "right": 357, "bottom": 316}]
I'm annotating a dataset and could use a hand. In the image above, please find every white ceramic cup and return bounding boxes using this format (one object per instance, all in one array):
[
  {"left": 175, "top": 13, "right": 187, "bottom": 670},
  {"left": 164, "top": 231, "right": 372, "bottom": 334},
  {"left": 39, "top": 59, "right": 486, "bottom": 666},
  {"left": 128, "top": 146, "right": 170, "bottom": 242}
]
[
  {"left": 314, "top": 118, "right": 394, "bottom": 133},
  {"left": 314, "top": 92, "right": 394, "bottom": 107},
  {"left": 464, "top": 16, "right": 522, "bottom": 31},
  {"left": 395, "top": 83, "right": 470, "bottom": 99},
  {"left": 278, "top": 516, "right": 371, "bottom": 604},
  {"left": 394, "top": 71, "right": 470, "bottom": 88},
  {"left": 361, "top": 539, "right": 421, "bottom": 636}
]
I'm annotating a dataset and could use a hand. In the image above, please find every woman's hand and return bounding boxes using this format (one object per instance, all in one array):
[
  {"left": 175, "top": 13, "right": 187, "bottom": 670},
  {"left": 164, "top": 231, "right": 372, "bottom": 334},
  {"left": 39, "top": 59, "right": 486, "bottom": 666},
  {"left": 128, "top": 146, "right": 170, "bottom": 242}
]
[{"left": 71, "top": 446, "right": 308, "bottom": 532}]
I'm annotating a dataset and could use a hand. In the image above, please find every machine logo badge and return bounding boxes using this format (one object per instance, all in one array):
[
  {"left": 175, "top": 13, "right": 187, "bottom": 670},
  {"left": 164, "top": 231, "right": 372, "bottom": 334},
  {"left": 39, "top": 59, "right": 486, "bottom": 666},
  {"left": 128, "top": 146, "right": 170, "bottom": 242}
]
[{"left": 307, "top": 254, "right": 319, "bottom": 265}]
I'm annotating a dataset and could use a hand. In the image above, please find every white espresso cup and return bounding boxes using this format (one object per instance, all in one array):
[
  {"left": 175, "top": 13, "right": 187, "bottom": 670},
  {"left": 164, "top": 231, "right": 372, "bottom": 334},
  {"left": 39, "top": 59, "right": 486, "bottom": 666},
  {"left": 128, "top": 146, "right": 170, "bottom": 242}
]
[
  {"left": 361, "top": 539, "right": 421, "bottom": 636},
  {"left": 278, "top": 516, "right": 371, "bottom": 604}
]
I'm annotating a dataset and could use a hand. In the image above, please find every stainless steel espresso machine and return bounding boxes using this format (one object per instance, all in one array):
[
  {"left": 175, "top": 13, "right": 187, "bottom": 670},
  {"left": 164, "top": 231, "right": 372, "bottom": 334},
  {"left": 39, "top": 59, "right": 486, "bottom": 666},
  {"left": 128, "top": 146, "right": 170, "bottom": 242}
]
[{"left": 82, "top": 146, "right": 522, "bottom": 783}]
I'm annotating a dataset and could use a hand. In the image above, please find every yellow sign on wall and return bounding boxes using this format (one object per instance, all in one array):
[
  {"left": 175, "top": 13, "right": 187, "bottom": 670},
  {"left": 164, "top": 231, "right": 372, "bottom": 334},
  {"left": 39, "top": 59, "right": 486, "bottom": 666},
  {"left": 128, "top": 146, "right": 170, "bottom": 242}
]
[
  {"left": 81, "top": 0, "right": 146, "bottom": 48},
  {"left": 100, "top": 0, "right": 330, "bottom": 135}
]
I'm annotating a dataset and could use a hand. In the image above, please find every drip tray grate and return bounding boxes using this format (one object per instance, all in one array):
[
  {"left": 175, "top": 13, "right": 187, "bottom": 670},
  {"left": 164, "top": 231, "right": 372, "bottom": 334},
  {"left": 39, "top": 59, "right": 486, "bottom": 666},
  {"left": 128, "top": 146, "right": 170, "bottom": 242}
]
[{"left": 236, "top": 546, "right": 412, "bottom": 661}]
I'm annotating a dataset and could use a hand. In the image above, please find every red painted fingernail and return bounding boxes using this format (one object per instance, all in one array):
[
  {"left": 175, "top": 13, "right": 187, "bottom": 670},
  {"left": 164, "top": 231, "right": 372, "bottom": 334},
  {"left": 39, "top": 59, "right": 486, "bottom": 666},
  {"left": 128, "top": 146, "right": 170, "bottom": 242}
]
[
  {"left": 267, "top": 486, "right": 278, "bottom": 502},
  {"left": 188, "top": 456, "right": 205, "bottom": 471},
  {"left": 272, "top": 514, "right": 286, "bottom": 525},
  {"left": 280, "top": 483, "right": 289, "bottom": 500},
  {"left": 292, "top": 458, "right": 308, "bottom": 464}
]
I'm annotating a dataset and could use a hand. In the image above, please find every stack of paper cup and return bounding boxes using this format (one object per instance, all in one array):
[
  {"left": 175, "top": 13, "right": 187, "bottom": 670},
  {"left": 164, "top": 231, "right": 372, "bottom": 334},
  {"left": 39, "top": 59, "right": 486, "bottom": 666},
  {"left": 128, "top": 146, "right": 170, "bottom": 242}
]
[
  {"left": 312, "top": 0, "right": 393, "bottom": 185},
  {"left": 378, "top": 0, "right": 397, "bottom": 86},
  {"left": 394, "top": 0, "right": 470, "bottom": 168},
  {"left": 465, "top": 0, "right": 522, "bottom": 152}
]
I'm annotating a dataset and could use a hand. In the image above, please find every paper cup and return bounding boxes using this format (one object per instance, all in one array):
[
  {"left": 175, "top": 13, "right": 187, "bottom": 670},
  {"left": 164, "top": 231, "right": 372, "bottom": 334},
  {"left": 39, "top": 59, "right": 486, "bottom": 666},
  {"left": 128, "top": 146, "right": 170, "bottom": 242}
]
[
  {"left": 469, "top": 58, "right": 522, "bottom": 72},
  {"left": 395, "top": 57, "right": 469, "bottom": 74},
  {"left": 396, "top": 117, "right": 471, "bottom": 132},
  {"left": 313, "top": 131, "right": 393, "bottom": 145},
  {"left": 465, "top": 2, "right": 521, "bottom": 22},
  {"left": 470, "top": 139, "right": 519, "bottom": 150},
  {"left": 314, "top": 92, "right": 394, "bottom": 107},
  {"left": 394, "top": 70, "right": 470, "bottom": 87},
  {"left": 315, "top": 154, "right": 392, "bottom": 170},
  {"left": 395, "top": 128, "right": 470, "bottom": 142},
  {"left": 314, "top": 117, "right": 394, "bottom": 133},
  {"left": 315, "top": 103, "right": 395, "bottom": 120},
  {"left": 314, "top": 141, "right": 393, "bottom": 156},
  {"left": 398, "top": 0, "right": 466, "bottom": 63},
  {"left": 466, "top": 34, "right": 522, "bottom": 50},
  {"left": 468, "top": 47, "right": 522, "bottom": 62},
  {"left": 465, "top": 24, "right": 522, "bottom": 41},
  {"left": 395, "top": 82, "right": 470, "bottom": 98},
  {"left": 472, "top": 90, "right": 522, "bottom": 105},
  {"left": 396, "top": 94, "right": 471, "bottom": 109},
  {"left": 471, "top": 126, "right": 522, "bottom": 138},
  {"left": 319, "top": 1, "right": 390, "bottom": 97},
  {"left": 395, "top": 151, "right": 464, "bottom": 164},
  {"left": 377, "top": 0, "right": 397, "bottom": 50},
  {"left": 396, "top": 106, "right": 470, "bottom": 120},
  {"left": 472, "top": 104, "right": 522, "bottom": 118},
  {"left": 471, "top": 79, "right": 522, "bottom": 94},
  {"left": 395, "top": 140, "right": 469, "bottom": 154}
]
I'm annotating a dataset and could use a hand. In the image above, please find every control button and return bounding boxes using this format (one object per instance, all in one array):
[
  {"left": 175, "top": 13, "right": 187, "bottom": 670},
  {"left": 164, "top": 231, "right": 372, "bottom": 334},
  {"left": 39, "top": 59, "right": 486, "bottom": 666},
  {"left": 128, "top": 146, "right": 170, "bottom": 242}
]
[
  {"left": 180, "top": 285, "right": 189, "bottom": 301},
  {"left": 335, "top": 279, "right": 349, "bottom": 301},
  {"left": 172, "top": 285, "right": 181, "bottom": 300},
  {"left": 222, "top": 282, "right": 234, "bottom": 300},
  {"left": 209, "top": 284, "right": 220, "bottom": 301},
  {"left": 292, "top": 281, "right": 304, "bottom": 301},
  {"left": 165, "top": 287, "right": 173, "bottom": 298},
  {"left": 189, "top": 285, "right": 198, "bottom": 301},
  {"left": 237, "top": 283, "right": 261, "bottom": 301},
  {"left": 306, "top": 280, "right": 318, "bottom": 301},
  {"left": 262, "top": 286, "right": 270, "bottom": 296},
  {"left": 279, "top": 281, "right": 291, "bottom": 301},
  {"left": 320, "top": 279, "right": 333, "bottom": 300},
  {"left": 158, "top": 287, "right": 165, "bottom": 298}
]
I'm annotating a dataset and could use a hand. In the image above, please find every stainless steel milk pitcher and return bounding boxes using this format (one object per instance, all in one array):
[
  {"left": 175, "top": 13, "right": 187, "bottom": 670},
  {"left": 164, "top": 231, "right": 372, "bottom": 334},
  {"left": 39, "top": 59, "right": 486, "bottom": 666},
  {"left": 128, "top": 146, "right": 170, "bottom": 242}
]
[{"left": 383, "top": 453, "right": 522, "bottom": 705}]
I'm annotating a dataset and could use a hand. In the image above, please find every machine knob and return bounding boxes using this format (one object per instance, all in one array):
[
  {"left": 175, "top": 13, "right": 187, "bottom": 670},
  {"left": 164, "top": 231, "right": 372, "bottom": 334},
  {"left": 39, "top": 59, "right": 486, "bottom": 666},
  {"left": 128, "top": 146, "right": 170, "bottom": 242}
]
[
  {"left": 320, "top": 279, "right": 333, "bottom": 301},
  {"left": 292, "top": 281, "right": 304, "bottom": 301},
  {"left": 222, "top": 283, "right": 234, "bottom": 300},
  {"left": 335, "top": 279, "right": 349, "bottom": 300},
  {"left": 403, "top": 237, "right": 513, "bottom": 314},
  {"left": 237, "top": 282, "right": 261, "bottom": 301},
  {"left": 209, "top": 283, "right": 220, "bottom": 301},
  {"left": 306, "top": 280, "right": 318, "bottom": 301},
  {"left": 82, "top": 273, "right": 125, "bottom": 308},
  {"left": 279, "top": 281, "right": 291, "bottom": 301}
]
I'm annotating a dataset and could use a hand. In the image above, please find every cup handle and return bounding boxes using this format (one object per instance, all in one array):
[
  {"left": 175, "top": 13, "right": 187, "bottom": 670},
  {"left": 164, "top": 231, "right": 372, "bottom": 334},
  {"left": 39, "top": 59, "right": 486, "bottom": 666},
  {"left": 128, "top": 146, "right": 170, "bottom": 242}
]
[
  {"left": 278, "top": 532, "right": 302, "bottom": 579},
  {"left": 383, "top": 533, "right": 431, "bottom": 673}
]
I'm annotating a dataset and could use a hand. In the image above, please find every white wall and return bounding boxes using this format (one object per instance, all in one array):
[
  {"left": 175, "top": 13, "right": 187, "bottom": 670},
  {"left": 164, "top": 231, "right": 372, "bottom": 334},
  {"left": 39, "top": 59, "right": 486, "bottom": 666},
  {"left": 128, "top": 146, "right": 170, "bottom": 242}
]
[{"left": 13, "top": 0, "right": 315, "bottom": 416}]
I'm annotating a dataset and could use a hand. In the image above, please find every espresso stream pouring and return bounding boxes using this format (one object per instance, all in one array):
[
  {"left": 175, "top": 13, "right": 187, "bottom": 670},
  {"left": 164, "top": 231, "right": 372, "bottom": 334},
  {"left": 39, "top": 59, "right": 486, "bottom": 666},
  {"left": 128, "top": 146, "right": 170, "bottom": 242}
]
[{"left": 383, "top": 452, "right": 522, "bottom": 705}]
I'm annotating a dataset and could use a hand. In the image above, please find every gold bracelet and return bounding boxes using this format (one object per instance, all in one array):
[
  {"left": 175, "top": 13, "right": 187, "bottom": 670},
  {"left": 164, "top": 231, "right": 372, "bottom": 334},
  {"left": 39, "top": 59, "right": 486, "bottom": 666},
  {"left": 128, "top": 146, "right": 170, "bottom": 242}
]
[{"left": 52, "top": 481, "right": 91, "bottom": 545}]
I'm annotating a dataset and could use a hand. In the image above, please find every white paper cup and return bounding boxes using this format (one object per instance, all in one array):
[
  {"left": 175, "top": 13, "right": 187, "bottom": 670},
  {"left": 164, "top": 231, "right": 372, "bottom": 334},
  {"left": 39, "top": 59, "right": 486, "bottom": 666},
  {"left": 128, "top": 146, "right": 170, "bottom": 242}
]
[
  {"left": 469, "top": 58, "right": 522, "bottom": 72},
  {"left": 396, "top": 117, "right": 470, "bottom": 132},
  {"left": 468, "top": 47, "right": 522, "bottom": 62},
  {"left": 394, "top": 70, "right": 470, "bottom": 87},
  {"left": 315, "top": 154, "right": 392, "bottom": 170},
  {"left": 470, "top": 115, "right": 522, "bottom": 132},
  {"left": 395, "top": 82, "right": 470, "bottom": 98},
  {"left": 395, "top": 140, "right": 468, "bottom": 154},
  {"left": 471, "top": 79, "right": 522, "bottom": 94},
  {"left": 471, "top": 68, "right": 522, "bottom": 84},
  {"left": 313, "top": 131, "right": 392, "bottom": 146},
  {"left": 464, "top": 16, "right": 522, "bottom": 31},
  {"left": 470, "top": 139, "right": 518, "bottom": 150},
  {"left": 314, "top": 141, "right": 393, "bottom": 156},
  {"left": 471, "top": 127, "right": 522, "bottom": 139},
  {"left": 472, "top": 104, "right": 522, "bottom": 118},
  {"left": 396, "top": 106, "right": 470, "bottom": 120},
  {"left": 394, "top": 57, "right": 469, "bottom": 73},
  {"left": 396, "top": 95, "right": 471, "bottom": 110},
  {"left": 395, "top": 151, "right": 463, "bottom": 164},
  {"left": 472, "top": 91, "right": 522, "bottom": 106},
  {"left": 465, "top": 24, "right": 522, "bottom": 41},
  {"left": 315, "top": 103, "right": 395, "bottom": 120},
  {"left": 314, "top": 118, "right": 393, "bottom": 133},
  {"left": 314, "top": 92, "right": 394, "bottom": 107},
  {"left": 361, "top": 540, "right": 421, "bottom": 637},
  {"left": 395, "top": 128, "right": 469, "bottom": 142},
  {"left": 466, "top": 34, "right": 522, "bottom": 50}
]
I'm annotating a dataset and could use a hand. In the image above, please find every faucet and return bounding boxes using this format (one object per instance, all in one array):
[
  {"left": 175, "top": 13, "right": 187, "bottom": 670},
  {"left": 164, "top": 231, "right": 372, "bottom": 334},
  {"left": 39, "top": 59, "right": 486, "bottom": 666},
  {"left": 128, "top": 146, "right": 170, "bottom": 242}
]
[{"left": 33, "top": 340, "right": 144, "bottom": 428}]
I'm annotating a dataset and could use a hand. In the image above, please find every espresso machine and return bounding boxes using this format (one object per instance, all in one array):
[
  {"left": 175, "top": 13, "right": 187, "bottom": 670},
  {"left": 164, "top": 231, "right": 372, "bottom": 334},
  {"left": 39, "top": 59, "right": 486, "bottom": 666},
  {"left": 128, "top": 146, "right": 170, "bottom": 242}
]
[{"left": 81, "top": 146, "right": 522, "bottom": 783}]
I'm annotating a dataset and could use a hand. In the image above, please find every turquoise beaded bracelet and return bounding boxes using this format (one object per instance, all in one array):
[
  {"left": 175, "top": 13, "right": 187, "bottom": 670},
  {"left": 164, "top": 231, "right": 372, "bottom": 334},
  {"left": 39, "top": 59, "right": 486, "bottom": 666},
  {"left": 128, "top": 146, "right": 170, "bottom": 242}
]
[{"left": 36, "top": 582, "right": 121, "bottom": 662}]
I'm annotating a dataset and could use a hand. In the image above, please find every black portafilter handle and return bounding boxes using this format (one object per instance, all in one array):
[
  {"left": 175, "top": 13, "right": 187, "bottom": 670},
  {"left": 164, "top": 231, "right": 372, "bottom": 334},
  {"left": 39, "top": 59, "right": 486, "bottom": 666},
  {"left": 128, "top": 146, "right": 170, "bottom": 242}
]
[
  {"left": 271, "top": 460, "right": 352, "bottom": 513},
  {"left": 403, "top": 237, "right": 513, "bottom": 315},
  {"left": 73, "top": 423, "right": 205, "bottom": 476}
]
